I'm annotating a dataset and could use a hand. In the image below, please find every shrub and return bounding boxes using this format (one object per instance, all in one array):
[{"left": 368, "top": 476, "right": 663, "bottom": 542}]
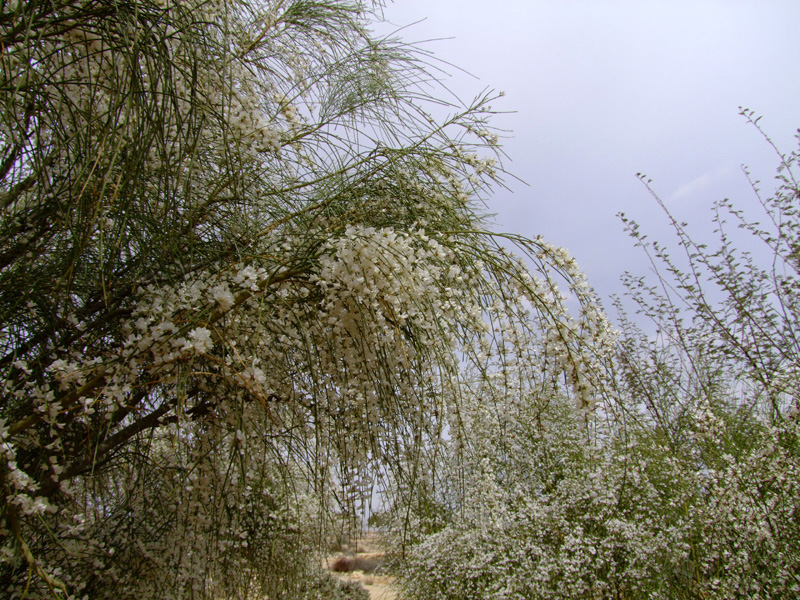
[
  {"left": 301, "top": 571, "right": 370, "bottom": 600},
  {"left": 332, "top": 555, "right": 356, "bottom": 573},
  {"left": 396, "top": 115, "right": 800, "bottom": 599},
  {"left": 0, "top": 0, "right": 614, "bottom": 596}
]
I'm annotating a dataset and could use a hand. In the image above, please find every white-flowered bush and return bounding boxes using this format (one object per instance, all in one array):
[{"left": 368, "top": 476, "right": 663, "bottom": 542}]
[
  {"left": 0, "top": 1, "right": 616, "bottom": 597},
  {"left": 396, "top": 117, "right": 800, "bottom": 600},
  {"left": 8, "top": 0, "right": 794, "bottom": 597}
]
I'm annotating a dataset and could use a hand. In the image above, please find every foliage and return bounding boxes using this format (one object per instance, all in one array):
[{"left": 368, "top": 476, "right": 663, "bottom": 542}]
[
  {"left": 300, "top": 571, "right": 370, "bottom": 600},
  {"left": 396, "top": 117, "right": 800, "bottom": 600},
  {"left": 0, "top": 0, "right": 613, "bottom": 597}
]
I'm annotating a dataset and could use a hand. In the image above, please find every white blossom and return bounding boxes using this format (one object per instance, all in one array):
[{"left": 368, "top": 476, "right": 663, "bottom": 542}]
[{"left": 186, "top": 327, "right": 213, "bottom": 354}]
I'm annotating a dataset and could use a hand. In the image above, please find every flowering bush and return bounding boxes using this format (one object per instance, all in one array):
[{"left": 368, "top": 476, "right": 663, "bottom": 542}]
[
  {"left": 396, "top": 118, "right": 800, "bottom": 600},
  {"left": 0, "top": 1, "right": 614, "bottom": 597}
]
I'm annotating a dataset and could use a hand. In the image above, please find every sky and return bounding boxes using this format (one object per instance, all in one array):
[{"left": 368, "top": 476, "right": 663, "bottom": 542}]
[{"left": 373, "top": 1, "right": 800, "bottom": 311}]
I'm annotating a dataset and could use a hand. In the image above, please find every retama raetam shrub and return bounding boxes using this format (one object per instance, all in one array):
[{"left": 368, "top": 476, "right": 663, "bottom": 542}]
[
  {"left": 396, "top": 117, "right": 800, "bottom": 600},
  {"left": 0, "top": 0, "right": 616, "bottom": 598},
  {"left": 332, "top": 554, "right": 383, "bottom": 574}
]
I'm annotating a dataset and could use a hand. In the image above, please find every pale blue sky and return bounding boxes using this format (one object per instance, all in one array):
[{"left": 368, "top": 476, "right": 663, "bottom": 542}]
[{"left": 376, "top": 1, "right": 800, "bottom": 309}]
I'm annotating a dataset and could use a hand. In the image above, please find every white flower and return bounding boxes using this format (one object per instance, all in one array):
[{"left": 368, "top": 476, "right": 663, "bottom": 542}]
[
  {"left": 233, "top": 266, "right": 259, "bottom": 290},
  {"left": 210, "top": 283, "right": 235, "bottom": 311},
  {"left": 187, "top": 327, "right": 213, "bottom": 354},
  {"left": 249, "top": 366, "right": 266, "bottom": 384}
]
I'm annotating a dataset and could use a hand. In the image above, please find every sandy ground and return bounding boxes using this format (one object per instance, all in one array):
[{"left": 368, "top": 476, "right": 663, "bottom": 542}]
[
  {"left": 326, "top": 532, "right": 397, "bottom": 600},
  {"left": 335, "top": 571, "right": 396, "bottom": 600}
]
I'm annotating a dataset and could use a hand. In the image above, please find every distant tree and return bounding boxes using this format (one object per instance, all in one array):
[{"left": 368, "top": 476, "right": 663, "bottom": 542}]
[{"left": 0, "top": 1, "right": 610, "bottom": 597}]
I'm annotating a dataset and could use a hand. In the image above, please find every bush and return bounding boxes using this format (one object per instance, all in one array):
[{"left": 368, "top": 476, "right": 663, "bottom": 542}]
[
  {"left": 331, "top": 553, "right": 383, "bottom": 574},
  {"left": 332, "top": 555, "right": 356, "bottom": 573},
  {"left": 301, "top": 571, "right": 370, "bottom": 600},
  {"left": 0, "top": 0, "right": 613, "bottom": 597},
  {"left": 396, "top": 115, "right": 800, "bottom": 599}
]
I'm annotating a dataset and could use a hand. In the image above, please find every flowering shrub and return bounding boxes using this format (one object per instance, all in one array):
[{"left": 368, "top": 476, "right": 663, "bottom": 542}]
[
  {"left": 9, "top": 0, "right": 793, "bottom": 597},
  {"left": 396, "top": 119, "right": 800, "bottom": 600},
  {"left": 399, "top": 397, "right": 800, "bottom": 599},
  {"left": 0, "top": 0, "right": 615, "bottom": 597}
]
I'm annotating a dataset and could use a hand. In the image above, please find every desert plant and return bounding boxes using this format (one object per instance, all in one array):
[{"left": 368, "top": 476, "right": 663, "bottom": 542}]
[
  {"left": 301, "top": 571, "right": 370, "bottom": 600},
  {"left": 611, "top": 111, "right": 800, "bottom": 597},
  {"left": 332, "top": 555, "right": 356, "bottom": 573},
  {"left": 396, "top": 115, "right": 800, "bottom": 600},
  {"left": 0, "top": 0, "right": 613, "bottom": 597}
]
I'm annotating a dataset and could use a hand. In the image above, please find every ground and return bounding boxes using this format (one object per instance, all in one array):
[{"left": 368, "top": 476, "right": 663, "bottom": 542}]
[{"left": 325, "top": 532, "right": 397, "bottom": 600}]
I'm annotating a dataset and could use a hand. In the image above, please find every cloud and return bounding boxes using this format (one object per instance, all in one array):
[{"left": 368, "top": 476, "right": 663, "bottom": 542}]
[{"left": 669, "top": 166, "right": 733, "bottom": 204}]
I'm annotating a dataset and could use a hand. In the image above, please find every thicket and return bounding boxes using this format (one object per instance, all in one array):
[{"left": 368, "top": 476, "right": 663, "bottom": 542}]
[{"left": 2, "top": 1, "right": 796, "bottom": 598}]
